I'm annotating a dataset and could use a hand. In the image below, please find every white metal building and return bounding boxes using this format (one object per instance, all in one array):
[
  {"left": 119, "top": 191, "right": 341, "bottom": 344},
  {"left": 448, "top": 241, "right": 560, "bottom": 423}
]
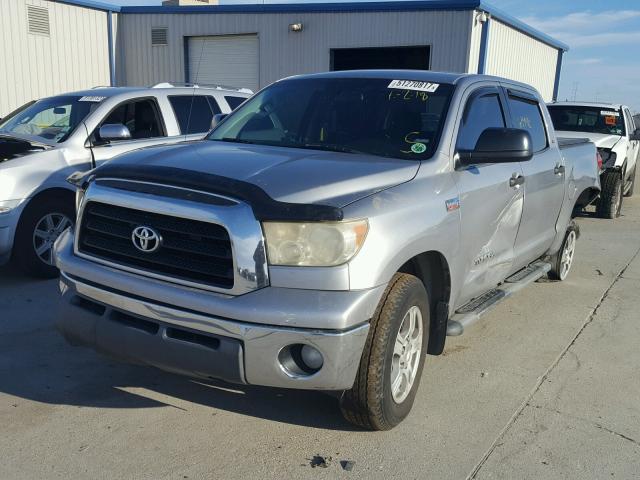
[{"left": 0, "top": 0, "right": 568, "bottom": 117}]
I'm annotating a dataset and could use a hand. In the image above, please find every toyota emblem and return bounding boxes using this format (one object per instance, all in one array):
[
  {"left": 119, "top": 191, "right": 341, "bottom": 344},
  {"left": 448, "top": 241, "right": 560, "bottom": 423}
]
[{"left": 131, "top": 226, "right": 162, "bottom": 253}]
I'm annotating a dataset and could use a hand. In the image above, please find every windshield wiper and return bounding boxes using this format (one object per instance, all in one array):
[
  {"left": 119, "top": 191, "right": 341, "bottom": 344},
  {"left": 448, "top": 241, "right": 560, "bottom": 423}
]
[
  {"left": 296, "top": 143, "right": 364, "bottom": 154},
  {"left": 216, "top": 137, "right": 255, "bottom": 144}
]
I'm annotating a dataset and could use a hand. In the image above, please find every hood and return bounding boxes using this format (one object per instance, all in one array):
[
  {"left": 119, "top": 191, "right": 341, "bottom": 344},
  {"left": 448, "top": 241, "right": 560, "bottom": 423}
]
[
  {"left": 106, "top": 141, "right": 420, "bottom": 207},
  {"left": 0, "top": 136, "right": 50, "bottom": 163},
  {"left": 555, "top": 131, "right": 623, "bottom": 150}
]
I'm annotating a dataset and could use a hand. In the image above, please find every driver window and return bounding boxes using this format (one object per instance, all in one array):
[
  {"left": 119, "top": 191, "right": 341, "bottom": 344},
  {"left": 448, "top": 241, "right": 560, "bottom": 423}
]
[
  {"left": 97, "top": 98, "right": 164, "bottom": 142},
  {"left": 457, "top": 93, "right": 506, "bottom": 151}
]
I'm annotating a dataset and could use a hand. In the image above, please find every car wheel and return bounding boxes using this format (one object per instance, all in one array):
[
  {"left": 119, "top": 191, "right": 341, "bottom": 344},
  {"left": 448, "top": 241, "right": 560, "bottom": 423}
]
[
  {"left": 549, "top": 221, "right": 578, "bottom": 281},
  {"left": 340, "top": 273, "right": 429, "bottom": 430},
  {"left": 14, "top": 197, "right": 74, "bottom": 278},
  {"left": 624, "top": 166, "right": 636, "bottom": 197},
  {"left": 596, "top": 171, "right": 623, "bottom": 219}
]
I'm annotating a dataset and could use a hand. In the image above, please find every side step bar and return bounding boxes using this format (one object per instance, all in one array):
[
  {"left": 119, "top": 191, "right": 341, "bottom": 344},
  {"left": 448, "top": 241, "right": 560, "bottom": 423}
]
[{"left": 446, "top": 261, "right": 551, "bottom": 336}]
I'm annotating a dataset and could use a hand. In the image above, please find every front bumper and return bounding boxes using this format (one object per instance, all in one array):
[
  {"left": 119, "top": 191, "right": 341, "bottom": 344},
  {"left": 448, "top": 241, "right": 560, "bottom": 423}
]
[
  {"left": 54, "top": 230, "right": 379, "bottom": 390},
  {"left": 0, "top": 205, "right": 22, "bottom": 265}
]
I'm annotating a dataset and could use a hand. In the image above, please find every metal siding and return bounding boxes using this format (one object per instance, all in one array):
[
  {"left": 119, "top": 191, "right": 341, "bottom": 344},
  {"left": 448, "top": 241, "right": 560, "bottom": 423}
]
[
  {"left": 0, "top": 0, "right": 111, "bottom": 116},
  {"left": 467, "top": 11, "right": 483, "bottom": 73},
  {"left": 119, "top": 10, "right": 473, "bottom": 89},
  {"left": 484, "top": 19, "right": 559, "bottom": 101}
]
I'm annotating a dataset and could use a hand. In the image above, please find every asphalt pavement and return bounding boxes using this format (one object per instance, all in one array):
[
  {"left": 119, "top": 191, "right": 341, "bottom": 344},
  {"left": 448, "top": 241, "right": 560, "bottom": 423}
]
[{"left": 1, "top": 192, "right": 639, "bottom": 479}]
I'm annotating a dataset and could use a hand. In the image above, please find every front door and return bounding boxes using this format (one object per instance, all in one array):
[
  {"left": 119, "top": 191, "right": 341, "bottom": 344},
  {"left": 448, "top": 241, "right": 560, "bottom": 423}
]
[
  {"left": 505, "top": 88, "right": 565, "bottom": 268},
  {"left": 452, "top": 86, "right": 524, "bottom": 305},
  {"left": 90, "top": 97, "right": 173, "bottom": 166}
]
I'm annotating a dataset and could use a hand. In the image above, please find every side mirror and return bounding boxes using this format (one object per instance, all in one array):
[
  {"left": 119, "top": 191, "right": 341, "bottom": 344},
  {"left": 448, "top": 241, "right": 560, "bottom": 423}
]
[
  {"left": 458, "top": 128, "right": 533, "bottom": 167},
  {"left": 630, "top": 128, "right": 640, "bottom": 141},
  {"left": 98, "top": 124, "right": 131, "bottom": 142},
  {"left": 210, "top": 113, "right": 228, "bottom": 130}
]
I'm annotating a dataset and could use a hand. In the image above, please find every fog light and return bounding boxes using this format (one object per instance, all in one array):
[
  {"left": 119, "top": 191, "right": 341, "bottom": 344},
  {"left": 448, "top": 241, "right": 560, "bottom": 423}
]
[
  {"left": 301, "top": 345, "right": 324, "bottom": 370},
  {"left": 278, "top": 344, "right": 324, "bottom": 377}
]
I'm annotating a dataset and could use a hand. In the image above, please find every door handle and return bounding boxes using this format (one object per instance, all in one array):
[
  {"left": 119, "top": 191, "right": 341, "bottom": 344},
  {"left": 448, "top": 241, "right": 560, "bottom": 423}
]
[
  {"left": 554, "top": 164, "right": 566, "bottom": 175},
  {"left": 509, "top": 174, "right": 525, "bottom": 187}
]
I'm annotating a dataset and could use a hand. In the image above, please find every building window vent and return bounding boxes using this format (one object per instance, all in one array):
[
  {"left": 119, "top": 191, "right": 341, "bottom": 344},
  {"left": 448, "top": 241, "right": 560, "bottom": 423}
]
[
  {"left": 27, "top": 5, "right": 50, "bottom": 36},
  {"left": 151, "top": 28, "right": 168, "bottom": 46}
]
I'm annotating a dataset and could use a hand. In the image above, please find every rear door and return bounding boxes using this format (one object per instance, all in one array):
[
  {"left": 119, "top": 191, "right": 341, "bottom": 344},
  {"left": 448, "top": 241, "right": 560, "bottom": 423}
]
[
  {"left": 168, "top": 94, "right": 223, "bottom": 140},
  {"left": 505, "top": 88, "right": 565, "bottom": 268},
  {"left": 452, "top": 86, "right": 525, "bottom": 304}
]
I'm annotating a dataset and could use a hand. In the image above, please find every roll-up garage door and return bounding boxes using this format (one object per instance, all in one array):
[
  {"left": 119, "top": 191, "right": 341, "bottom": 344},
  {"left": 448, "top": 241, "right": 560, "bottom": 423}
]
[{"left": 188, "top": 35, "right": 259, "bottom": 92}]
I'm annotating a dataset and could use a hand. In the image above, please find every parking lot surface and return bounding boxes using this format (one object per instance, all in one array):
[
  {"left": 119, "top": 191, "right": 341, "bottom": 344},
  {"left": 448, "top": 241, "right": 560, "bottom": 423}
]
[{"left": 2, "top": 194, "right": 640, "bottom": 479}]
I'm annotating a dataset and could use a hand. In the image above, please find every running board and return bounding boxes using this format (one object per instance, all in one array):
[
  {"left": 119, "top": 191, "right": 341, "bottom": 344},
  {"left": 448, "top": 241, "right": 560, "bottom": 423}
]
[{"left": 446, "top": 261, "right": 551, "bottom": 336}]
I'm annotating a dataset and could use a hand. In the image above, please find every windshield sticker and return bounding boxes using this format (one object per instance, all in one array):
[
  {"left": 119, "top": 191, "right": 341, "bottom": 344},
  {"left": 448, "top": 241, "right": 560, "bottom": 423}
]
[
  {"left": 79, "top": 96, "right": 107, "bottom": 103},
  {"left": 411, "top": 142, "right": 427, "bottom": 154},
  {"left": 388, "top": 80, "right": 440, "bottom": 93},
  {"left": 600, "top": 110, "right": 620, "bottom": 117},
  {"left": 604, "top": 116, "right": 617, "bottom": 126}
]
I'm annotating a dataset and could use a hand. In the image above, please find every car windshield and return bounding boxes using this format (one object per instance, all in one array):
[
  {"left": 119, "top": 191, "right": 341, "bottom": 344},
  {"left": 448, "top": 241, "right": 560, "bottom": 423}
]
[
  {"left": 0, "top": 96, "right": 102, "bottom": 143},
  {"left": 548, "top": 105, "right": 626, "bottom": 136},
  {"left": 209, "top": 77, "right": 454, "bottom": 160}
]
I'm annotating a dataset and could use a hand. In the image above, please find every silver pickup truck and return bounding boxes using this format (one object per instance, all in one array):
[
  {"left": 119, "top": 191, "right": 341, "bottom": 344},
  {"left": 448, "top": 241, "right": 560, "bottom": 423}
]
[
  {"left": 0, "top": 84, "right": 250, "bottom": 276},
  {"left": 54, "top": 71, "right": 600, "bottom": 430}
]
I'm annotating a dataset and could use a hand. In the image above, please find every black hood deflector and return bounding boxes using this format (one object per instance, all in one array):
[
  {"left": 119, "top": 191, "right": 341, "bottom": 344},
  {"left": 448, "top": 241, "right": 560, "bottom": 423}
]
[{"left": 87, "top": 163, "right": 345, "bottom": 222}]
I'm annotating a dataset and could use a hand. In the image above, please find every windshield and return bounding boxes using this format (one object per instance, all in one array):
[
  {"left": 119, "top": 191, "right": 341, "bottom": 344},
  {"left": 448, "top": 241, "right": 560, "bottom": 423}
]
[
  {"left": 209, "top": 77, "right": 454, "bottom": 160},
  {"left": 0, "top": 96, "right": 102, "bottom": 143},
  {"left": 548, "top": 105, "right": 626, "bottom": 136}
]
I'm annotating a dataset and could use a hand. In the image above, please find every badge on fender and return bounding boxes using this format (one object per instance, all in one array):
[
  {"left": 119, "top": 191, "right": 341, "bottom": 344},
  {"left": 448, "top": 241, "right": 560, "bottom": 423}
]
[{"left": 445, "top": 197, "right": 460, "bottom": 212}]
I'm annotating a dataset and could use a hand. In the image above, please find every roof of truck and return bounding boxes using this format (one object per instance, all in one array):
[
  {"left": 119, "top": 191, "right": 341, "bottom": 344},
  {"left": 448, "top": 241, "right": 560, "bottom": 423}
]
[{"left": 549, "top": 101, "right": 626, "bottom": 110}]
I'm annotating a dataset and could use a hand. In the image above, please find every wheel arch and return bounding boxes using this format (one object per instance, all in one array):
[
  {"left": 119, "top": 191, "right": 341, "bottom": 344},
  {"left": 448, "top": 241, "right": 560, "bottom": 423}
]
[
  {"left": 20, "top": 188, "right": 76, "bottom": 218},
  {"left": 397, "top": 250, "right": 451, "bottom": 356}
]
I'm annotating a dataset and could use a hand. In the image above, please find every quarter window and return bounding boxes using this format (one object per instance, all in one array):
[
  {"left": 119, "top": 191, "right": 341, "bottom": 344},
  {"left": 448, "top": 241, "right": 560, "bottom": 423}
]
[
  {"left": 225, "top": 96, "right": 247, "bottom": 110},
  {"left": 169, "top": 95, "right": 221, "bottom": 134},
  {"left": 508, "top": 96, "right": 548, "bottom": 152},
  {"left": 457, "top": 93, "right": 506, "bottom": 151}
]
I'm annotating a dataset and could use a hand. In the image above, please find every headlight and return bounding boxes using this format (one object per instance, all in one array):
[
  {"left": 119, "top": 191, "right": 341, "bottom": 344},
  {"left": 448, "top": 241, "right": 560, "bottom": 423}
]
[
  {"left": 597, "top": 148, "right": 616, "bottom": 165},
  {"left": 0, "top": 199, "right": 21, "bottom": 214},
  {"left": 263, "top": 220, "right": 369, "bottom": 267}
]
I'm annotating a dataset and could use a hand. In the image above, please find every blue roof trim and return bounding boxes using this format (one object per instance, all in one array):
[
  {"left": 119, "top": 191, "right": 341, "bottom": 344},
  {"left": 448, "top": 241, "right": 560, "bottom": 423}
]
[
  {"left": 53, "top": 0, "right": 121, "bottom": 12},
  {"left": 122, "top": 1, "right": 480, "bottom": 14},
  {"left": 479, "top": 2, "right": 569, "bottom": 51}
]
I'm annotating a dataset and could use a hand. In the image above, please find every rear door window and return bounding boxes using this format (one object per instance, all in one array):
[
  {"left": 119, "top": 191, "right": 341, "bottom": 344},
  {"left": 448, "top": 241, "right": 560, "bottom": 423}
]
[
  {"left": 507, "top": 95, "right": 548, "bottom": 152},
  {"left": 225, "top": 96, "right": 247, "bottom": 110},
  {"left": 169, "top": 95, "right": 221, "bottom": 134},
  {"left": 456, "top": 92, "right": 506, "bottom": 151}
]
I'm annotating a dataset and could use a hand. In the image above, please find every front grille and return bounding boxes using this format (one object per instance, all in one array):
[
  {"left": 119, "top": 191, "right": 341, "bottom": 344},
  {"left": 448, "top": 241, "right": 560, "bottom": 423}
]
[{"left": 78, "top": 202, "right": 234, "bottom": 289}]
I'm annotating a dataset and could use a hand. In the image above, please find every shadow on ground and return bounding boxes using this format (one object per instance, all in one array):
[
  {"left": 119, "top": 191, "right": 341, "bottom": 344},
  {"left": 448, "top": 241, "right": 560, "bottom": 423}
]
[{"left": 0, "top": 265, "right": 358, "bottom": 431}]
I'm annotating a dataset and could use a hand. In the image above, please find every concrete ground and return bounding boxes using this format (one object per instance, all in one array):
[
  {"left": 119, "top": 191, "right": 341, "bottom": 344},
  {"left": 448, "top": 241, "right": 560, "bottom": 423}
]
[{"left": 1, "top": 196, "right": 639, "bottom": 479}]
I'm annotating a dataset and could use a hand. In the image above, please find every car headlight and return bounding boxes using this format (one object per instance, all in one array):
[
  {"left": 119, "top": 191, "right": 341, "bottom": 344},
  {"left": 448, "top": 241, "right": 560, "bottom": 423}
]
[
  {"left": 0, "top": 199, "right": 21, "bottom": 214},
  {"left": 597, "top": 148, "right": 617, "bottom": 166},
  {"left": 263, "top": 220, "right": 369, "bottom": 267}
]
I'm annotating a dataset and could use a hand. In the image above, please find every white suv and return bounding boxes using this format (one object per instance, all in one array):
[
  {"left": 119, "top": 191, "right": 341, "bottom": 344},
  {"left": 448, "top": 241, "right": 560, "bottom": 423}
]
[
  {"left": 0, "top": 83, "right": 251, "bottom": 276},
  {"left": 548, "top": 102, "right": 640, "bottom": 218}
]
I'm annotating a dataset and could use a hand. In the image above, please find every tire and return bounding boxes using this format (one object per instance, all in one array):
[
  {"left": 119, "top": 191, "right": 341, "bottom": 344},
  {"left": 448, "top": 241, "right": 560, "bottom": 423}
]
[
  {"left": 13, "top": 197, "right": 75, "bottom": 278},
  {"left": 340, "top": 273, "right": 430, "bottom": 430},
  {"left": 596, "top": 171, "right": 623, "bottom": 219},
  {"left": 624, "top": 166, "right": 636, "bottom": 197},
  {"left": 548, "top": 221, "right": 578, "bottom": 281}
]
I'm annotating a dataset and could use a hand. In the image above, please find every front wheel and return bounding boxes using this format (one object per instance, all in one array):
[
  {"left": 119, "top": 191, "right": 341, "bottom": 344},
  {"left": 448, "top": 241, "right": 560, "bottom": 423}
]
[
  {"left": 548, "top": 221, "right": 578, "bottom": 281},
  {"left": 13, "top": 198, "right": 75, "bottom": 278},
  {"left": 340, "top": 273, "right": 430, "bottom": 430},
  {"left": 596, "top": 171, "right": 623, "bottom": 219}
]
